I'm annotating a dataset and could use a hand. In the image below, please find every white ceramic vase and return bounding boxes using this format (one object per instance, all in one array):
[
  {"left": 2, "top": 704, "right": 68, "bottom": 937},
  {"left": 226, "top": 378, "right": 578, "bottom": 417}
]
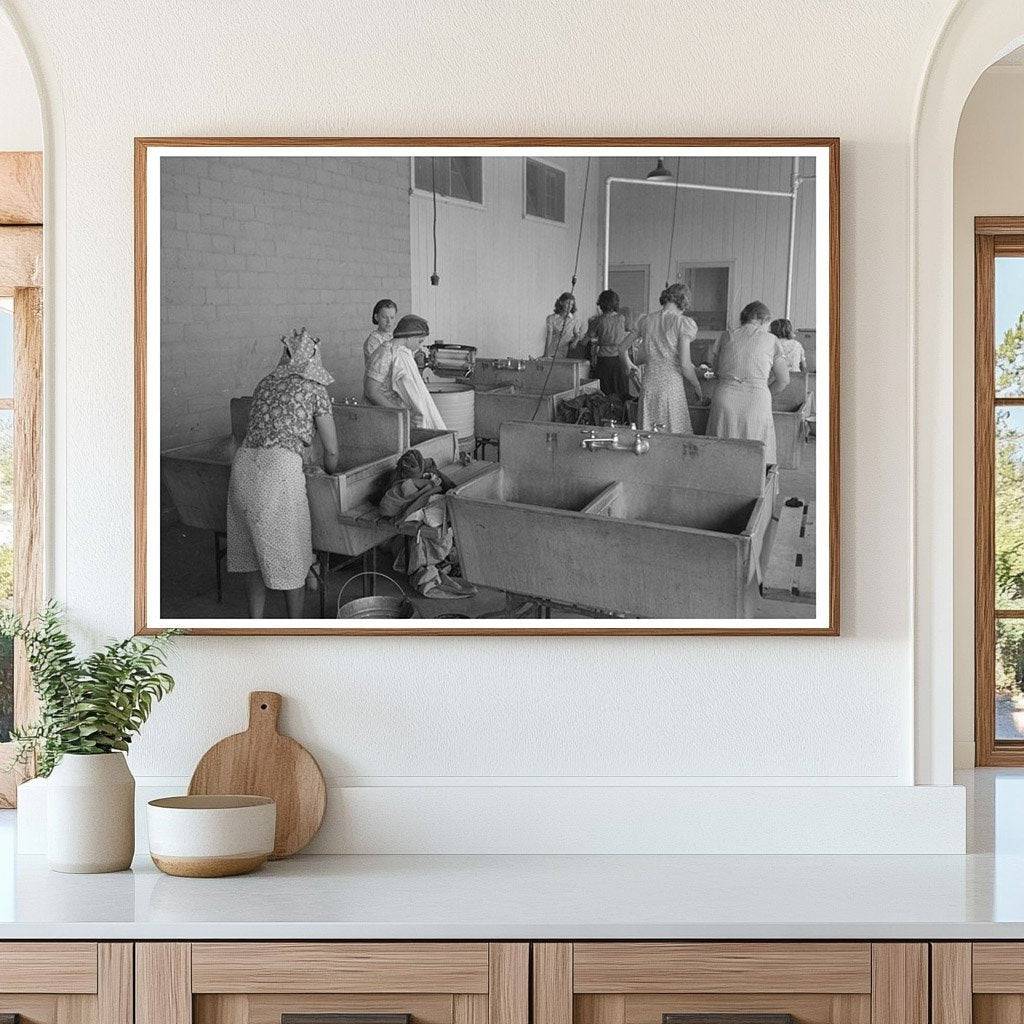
[{"left": 46, "top": 752, "right": 135, "bottom": 873}]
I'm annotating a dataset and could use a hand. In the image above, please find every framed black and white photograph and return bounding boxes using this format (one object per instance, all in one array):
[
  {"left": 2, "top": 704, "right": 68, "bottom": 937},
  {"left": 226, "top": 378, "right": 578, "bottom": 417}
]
[{"left": 135, "top": 138, "right": 839, "bottom": 635}]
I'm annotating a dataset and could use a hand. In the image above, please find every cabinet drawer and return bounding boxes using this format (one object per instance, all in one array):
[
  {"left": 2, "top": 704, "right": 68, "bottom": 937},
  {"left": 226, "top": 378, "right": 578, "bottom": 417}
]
[
  {"left": 572, "top": 944, "right": 872, "bottom": 994},
  {"left": 0, "top": 942, "right": 98, "bottom": 993},
  {"left": 139, "top": 942, "right": 528, "bottom": 1024},
  {"left": 0, "top": 943, "right": 130, "bottom": 1024},
  {"left": 534, "top": 944, "right": 925, "bottom": 1024},
  {"left": 191, "top": 943, "right": 490, "bottom": 993}
]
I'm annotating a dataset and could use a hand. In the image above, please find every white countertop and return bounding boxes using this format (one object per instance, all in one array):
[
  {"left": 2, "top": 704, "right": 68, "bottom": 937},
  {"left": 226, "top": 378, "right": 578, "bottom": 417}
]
[
  {"left": 2, "top": 850, "right": 1024, "bottom": 940},
  {"left": 1, "top": 770, "right": 1022, "bottom": 941}
]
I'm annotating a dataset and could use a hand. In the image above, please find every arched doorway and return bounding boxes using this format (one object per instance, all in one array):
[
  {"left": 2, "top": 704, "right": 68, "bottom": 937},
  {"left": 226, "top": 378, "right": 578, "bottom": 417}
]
[{"left": 914, "top": 0, "right": 1024, "bottom": 784}]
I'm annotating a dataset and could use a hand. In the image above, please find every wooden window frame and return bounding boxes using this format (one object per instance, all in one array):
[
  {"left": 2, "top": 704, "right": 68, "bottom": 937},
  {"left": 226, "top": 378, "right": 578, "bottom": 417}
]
[
  {"left": 0, "top": 151, "right": 43, "bottom": 806},
  {"left": 975, "top": 217, "right": 1024, "bottom": 765},
  {"left": 523, "top": 156, "right": 567, "bottom": 225}
]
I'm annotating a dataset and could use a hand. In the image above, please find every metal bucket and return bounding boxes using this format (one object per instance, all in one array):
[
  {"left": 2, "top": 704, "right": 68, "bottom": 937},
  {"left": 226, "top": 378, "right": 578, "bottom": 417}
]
[
  {"left": 337, "top": 571, "right": 419, "bottom": 619},
  {"left": 428, "top": 382, "right": 475, "bottom": 453}
]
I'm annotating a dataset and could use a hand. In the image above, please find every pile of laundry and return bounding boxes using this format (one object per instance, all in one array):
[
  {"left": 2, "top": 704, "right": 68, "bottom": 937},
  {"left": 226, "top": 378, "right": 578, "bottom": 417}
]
[{"left": 377, "top": 449, "right": 477, "bottom": 600}]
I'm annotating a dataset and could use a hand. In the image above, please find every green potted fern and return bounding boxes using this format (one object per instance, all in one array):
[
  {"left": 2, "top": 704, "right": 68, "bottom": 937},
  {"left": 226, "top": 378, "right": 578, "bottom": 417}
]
[{"left": 2, "top": 604, "right": 177, "bottom": 873}]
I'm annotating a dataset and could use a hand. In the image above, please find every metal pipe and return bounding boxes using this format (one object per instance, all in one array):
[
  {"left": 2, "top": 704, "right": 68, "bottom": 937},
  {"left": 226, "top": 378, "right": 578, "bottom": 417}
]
[{"left": 784, "top": 157, "right": 800, "bottom": 318}]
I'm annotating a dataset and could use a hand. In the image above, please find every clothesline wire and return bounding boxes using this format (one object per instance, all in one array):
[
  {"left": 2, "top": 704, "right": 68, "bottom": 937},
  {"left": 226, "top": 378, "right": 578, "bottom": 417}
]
[{"left": 665, "top": 156, "right": 681, "bottom": 289}]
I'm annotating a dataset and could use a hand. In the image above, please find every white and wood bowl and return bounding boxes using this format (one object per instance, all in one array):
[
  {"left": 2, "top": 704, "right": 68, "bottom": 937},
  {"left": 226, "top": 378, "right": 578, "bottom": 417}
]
[{"left": 147, "top": 795, "right": 276, "bottom": 877}]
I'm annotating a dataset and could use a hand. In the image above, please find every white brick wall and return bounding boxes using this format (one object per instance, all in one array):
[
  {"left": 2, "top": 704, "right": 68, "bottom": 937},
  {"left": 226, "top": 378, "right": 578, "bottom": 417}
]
[{"left": 159, "top": 156, "right": 412, "bottom": 448}]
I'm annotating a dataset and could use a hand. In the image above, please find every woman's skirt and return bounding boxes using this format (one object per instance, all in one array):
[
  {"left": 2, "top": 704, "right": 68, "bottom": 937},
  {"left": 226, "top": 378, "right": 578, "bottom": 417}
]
[
  {"left": 707, "top": 380, "right": 777, "bottom": 465},
  {"left": 226, "top": 446, "right": 313, "bottom": 591},
  {"left": 640, "top": 360, "right": 693, "bottom": 434},
  {"left": 594, "top": 355, "right": 630, "bottom": 401}
]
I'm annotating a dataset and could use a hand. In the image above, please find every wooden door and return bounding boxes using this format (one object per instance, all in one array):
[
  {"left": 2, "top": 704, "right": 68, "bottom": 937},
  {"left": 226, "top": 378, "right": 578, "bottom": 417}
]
[
  {"left": 0, "top": 942, "right": 132, "bottom": 1024},
  {"left": 533, "top": 943, "right": 927, "bottom": 1024},
  {"left": 137, "top": 942, "right": 528, "bottom": 1024}
]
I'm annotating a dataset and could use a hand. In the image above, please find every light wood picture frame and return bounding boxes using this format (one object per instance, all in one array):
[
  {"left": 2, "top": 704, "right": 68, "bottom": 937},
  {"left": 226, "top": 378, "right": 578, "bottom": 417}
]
[{"left": 135, "top": 137, "right": 840, "bottom": 636}]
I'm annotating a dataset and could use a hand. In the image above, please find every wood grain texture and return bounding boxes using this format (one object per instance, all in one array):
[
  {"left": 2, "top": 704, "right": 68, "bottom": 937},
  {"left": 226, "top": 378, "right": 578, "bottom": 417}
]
[
  {"left": 931, "top": 945, "right": 971, "bottom": 1024},
  {"left": 489, "top": 944, "right": 529, "bottom": 1024},
  {"left": 97, "top": 945, "right": 133, "bottom": 1024},
  {"left": 0, "top": 996, "right": 59, "bottom": 1024},
  {"left": 623, "top": 994, "right": 836, "bottom": 1024},
  {"left": 453, "top": 995, "right": 487, "bottom": 1024},
  {"left": 576, "top": 996, "right": 626, "bottom": 1024},
  {"left": 870, "top": 945, "right": 927, "bottom": 1024},
  {"left": 191, "top": 942, "right": 489, "bottom": 994},
  {"left": 0, "top": 153, "right": 42, "bottom": 224},
  {"left": 194, "top": 995, "right": 248, "bottom": 1024},
  {"left": 134, "top": 135, "right": 839, "bottom": 637},
  {"left": 976, "top": 228, "right": 999, "bottom": 765},
  {"left": 0, "top": 227, "right": 41, "bottom": 288},
  {"left": 831, "top": 996, "right": 872, "bottom": 1024},
  {"left": 55, "top": 995, "right": 95, "bottom": 1024},
  {"left": 136, "top": 943, "right": 192, "bottom": 1024},
  {"left": 205, "top": 995, "right": 450, "bottom": 1024},
  {"left": 972, "top": 943, "right": 1024, "bottom": 992},
  {"left": 534, "top": 944, "right": 573, "bottom": 1024},
  {"left": 188, "top": 691, "right": 326, "bottom": 859},
  {"left": 0, "top": 943, "right": 97, "bottom": 993},
  {"left": 573, "top": 943, "right": 871, "bottom": 994}
]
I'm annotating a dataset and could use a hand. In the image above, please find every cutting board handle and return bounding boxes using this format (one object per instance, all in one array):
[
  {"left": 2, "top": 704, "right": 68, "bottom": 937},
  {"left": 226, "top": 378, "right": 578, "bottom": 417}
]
[{"left": 248, "top": 691, "right": 282, "bottom": 734}]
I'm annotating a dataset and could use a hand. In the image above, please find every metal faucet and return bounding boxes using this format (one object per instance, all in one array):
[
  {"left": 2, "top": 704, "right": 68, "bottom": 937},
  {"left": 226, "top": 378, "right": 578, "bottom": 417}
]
[
  {"left": 581, "top": 430, "right": 619, "bottom": 451},
  {"left": 580, "top": 429, "right": 652, "bottom": 454}
]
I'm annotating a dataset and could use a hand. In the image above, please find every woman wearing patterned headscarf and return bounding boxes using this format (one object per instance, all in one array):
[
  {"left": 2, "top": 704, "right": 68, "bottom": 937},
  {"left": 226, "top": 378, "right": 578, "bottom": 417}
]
[{"left": 227, "top": 327, "right": 339, "bottom": 618}]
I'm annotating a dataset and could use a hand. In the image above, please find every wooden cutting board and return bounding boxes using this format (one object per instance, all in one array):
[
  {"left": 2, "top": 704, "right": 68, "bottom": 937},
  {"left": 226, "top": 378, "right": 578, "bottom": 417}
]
[{"left": 188, "top": 691, "right": 326, "bottom": 859}]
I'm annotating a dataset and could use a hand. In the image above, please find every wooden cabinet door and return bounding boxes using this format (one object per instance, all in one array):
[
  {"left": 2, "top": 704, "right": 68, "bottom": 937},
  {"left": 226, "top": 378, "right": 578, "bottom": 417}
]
[
  {"left": 934, "top": 943, "right": 1024, "bottom": 1024},
  {"left": 137, "top": 943, "right": 528, "bottom": 1024},
  {"left": 534, "top": 944, "right": 927, "bottom": 1024},
  {"left": 0, "top": 942, "right": 132, "bottom": 1024}
]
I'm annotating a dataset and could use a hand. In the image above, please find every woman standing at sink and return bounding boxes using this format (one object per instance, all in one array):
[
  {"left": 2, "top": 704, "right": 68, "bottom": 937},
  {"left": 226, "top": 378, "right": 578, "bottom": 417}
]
[
  {"left": 583, "top": 289, "right": 638, "bottom": 403},
  {"left": 706, "top": 301, "right": 791, "bottom": 466},
  {"left": 633, "top": 282, "right": 702, "bottom": 434},
  {"left": 227, "top": 327, "right": 340, "bottom": 618},
  {"left": 363, "top": 298, "right": 398, "bottom": 407},
  {"left": 543, "top": 292, "right": 587, "bottom": 359},
  {"left": 363, "top": 311, "right": 446, "bottom": 430}
]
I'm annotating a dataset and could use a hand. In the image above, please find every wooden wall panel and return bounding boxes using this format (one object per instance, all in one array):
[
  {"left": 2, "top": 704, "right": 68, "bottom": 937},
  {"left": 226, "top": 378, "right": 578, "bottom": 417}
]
[{"left": 573, "top": 942, "right": 872, "bottom": 994}]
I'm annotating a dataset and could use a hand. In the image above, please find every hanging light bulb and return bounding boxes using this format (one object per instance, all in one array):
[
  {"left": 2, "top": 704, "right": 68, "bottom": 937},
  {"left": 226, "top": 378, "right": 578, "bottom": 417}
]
[{"left": 646, "top": 158, "right": 672, "bottom": 181}]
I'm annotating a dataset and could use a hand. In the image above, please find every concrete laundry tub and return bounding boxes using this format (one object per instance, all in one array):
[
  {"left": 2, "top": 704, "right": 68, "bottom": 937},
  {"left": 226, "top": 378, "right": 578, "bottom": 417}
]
[
  {"left": 161, "top": 401, "right": 457, "bottom": 577},
  {"left": 447, "top": 421, "right": 777, "bottom": 619},
  {"left": 687, "top": 370, "right": 812, "bottom": 470}
]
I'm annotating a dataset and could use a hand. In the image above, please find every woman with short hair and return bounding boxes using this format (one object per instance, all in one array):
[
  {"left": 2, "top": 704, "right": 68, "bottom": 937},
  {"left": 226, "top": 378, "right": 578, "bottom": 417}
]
[
  {"left": 633, "top": 282, "right": 702, "bottom": 434},
  {"left": 543, "top": 292, "right": 587, "bottom": 359},
  {"left": 583, "top": 289, "right": 636, "bottom": 402},
  {"left": 227, "top": 327, "right": 339, "bottom": 619},
  {"left": 363, "top": 298, "right": 399, "bottom": 407},
  {"left": 769, "top": 317, "right": 806, "bottom": 372},
  {"left": 707, "top": 301, "right": 791, "bottom": 466}
]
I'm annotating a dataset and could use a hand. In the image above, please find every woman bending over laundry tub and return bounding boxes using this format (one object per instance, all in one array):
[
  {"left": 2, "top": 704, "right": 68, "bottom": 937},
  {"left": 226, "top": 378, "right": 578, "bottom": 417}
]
[
  {"left": 363, "top": 312, "right": 446, "bottom": 430},
  {"left": 706, "top": 301, "right": 791, "bottom": 467},
  {"left": 227, "top": 327, "right": 339, "bottom": 619}
]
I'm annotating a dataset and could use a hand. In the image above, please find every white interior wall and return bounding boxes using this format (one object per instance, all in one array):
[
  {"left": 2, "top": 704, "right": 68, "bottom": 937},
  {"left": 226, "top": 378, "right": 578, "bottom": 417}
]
[
  {"left": 602, "top": 156, "right": 815, "bottom": 330},
  {"left": 410, "top": 156, "right": 600, "bottom": 359},
  {"left": 952, "top": 65, "right": 1024, "bottom": 767},
  {"left": 0, "top": 9, "right": 40, "bottom": 150},
  {"left": 0, "top": 0, "right": 980, "bottom": 852}
]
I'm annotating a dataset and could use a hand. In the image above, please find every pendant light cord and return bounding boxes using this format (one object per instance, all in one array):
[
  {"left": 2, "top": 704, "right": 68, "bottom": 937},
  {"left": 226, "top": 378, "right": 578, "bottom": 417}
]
[
  {"left": 665, "top": 156, "right": 681, "bottom": 288},
  {"left": 531, "top": 156, "right": 592, "bottom": 421},
  {"left": 430, "top": 157, "right": 439, "bottom": 285}
]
